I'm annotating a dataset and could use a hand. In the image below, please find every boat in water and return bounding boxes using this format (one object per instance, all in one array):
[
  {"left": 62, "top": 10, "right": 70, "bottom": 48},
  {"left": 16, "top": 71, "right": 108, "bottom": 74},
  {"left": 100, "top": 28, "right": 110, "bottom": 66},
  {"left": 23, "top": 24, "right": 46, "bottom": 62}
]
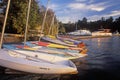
[
  {"left": 92, "top": 29, "right": 112, "bottom": 36},
  {"left": 67, "top": 30, "right": 92, "bottom": 36}
]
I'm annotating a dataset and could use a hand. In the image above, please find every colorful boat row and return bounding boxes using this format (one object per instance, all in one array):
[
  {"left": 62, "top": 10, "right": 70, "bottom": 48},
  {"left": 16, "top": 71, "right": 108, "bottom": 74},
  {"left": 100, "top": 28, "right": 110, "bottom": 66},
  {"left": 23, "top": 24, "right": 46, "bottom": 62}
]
[{"left": 0, "top": 0, "right": 88, "bottom": 75}]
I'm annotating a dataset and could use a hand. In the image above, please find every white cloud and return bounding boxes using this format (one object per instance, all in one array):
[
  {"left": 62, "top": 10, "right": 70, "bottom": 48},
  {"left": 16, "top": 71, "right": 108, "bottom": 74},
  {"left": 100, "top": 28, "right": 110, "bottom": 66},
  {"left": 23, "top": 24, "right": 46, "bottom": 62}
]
[
  {"left": 48, "top": 4, "right": 59, "bottom": 11},
  {"left": 57, "top": 16, "right": 71, "bottom": 23},
  {"left": 68, "top": 3, "right": 85, "bottom": 9},
  {"left": 75, "top": 0, "right": 87, "bottom": 2},
  {"left": 57, "top": 11, "right": 83, "bottom": 23},
  {"left": 68, "top": 2, "right": 110, "bottom": 12},
  {"left": 75, "top": 0, "right": 94, "bottom": 3},
  {"left": 58, "top": 9, "right": 120, "bottom": 23},
  {"left": 90, "top": 2, "right": 112, "bottom": 11},
  {"left": 48, "top": 0, "right": 118, "bottom": 23},
  {"left": 107, "top": 10, "right": 120, "bottom": 17},
  {"left": 88, "top": 10, "right": 120, "bottom": 21}
]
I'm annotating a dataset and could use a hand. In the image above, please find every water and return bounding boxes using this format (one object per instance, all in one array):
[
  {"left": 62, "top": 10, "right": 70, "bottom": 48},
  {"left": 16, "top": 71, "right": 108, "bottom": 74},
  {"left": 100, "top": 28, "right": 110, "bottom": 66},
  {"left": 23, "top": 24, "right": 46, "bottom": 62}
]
[
  {"left": 74, "top": 36, "right": 120, "bottom": 80},
  {"left": 0, "top": 36, "right": 120, "bottom": 80}
]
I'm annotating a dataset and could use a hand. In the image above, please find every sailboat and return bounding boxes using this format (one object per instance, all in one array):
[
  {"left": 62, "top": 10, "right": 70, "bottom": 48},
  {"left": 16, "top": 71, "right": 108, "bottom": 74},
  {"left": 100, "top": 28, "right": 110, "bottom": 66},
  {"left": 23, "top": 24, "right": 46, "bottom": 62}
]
[
  {"left": 0, "top": 0, "right": 78, "bottom": 74},
  {"left": 41, "top": 35, "right": 76, "bottom": 47},
  {"left": 3, "top": 43, "right": 87, "bottom": 60},
  {"left": 24, "top": 0, "right": 87, "bottom": 58},
  {"left": 56, "top": 35, "right": 82, "bottom": 45},
  {"left": 41, "top": 14, "right": 76, "bottom": 47},
  {"left": 1, "top": 45, "right": 78, "bottom": 74}
]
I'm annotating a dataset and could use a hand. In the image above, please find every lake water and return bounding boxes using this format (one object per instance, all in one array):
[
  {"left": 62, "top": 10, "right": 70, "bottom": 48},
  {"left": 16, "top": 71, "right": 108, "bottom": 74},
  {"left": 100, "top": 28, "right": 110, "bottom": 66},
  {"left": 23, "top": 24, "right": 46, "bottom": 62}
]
[
  {"left": 70, "top": 36, "right": 120, "bottom": 80},
  {"left": 0, "top": 36, "right": 120, "bottom": 80}
]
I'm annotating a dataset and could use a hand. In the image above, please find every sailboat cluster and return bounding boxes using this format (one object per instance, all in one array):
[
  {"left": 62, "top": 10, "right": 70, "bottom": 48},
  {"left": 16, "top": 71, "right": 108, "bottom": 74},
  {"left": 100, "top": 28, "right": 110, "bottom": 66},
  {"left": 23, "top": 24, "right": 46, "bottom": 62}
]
[{"left": 0, "top": 0, "right": 88, "bottom": 74}]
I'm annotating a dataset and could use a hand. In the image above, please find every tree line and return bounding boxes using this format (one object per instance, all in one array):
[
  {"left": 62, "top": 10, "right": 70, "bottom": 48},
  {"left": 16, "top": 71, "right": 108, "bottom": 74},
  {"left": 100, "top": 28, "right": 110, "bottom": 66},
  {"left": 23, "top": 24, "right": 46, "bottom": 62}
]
[
  {"left": 62, "top": 16, "right": 120, "bottom": 33},
  {"left": 0, "top": 0, "right": 59, "bottom": 36}
]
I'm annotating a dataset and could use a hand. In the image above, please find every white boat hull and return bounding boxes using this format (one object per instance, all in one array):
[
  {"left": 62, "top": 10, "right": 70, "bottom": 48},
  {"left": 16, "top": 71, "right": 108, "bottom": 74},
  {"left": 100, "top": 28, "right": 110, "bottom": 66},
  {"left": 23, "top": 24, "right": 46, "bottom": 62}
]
[
  {"left": 0, "top": 49, "right": 78, "bottom": 74},
  {"left": 3, "top": 44, "right": 87, "bottom": 60},
  {"left": 42, "top": 36, "right": 76, "bottom": 47}
]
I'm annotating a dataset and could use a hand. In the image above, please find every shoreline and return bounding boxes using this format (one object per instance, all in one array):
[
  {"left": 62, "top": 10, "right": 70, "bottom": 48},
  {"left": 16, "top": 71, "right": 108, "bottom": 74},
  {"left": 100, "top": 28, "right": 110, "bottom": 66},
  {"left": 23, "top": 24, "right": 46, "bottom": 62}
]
[
  {"left": 1, "top": 34, "right": 120, "bottom": 43},
  {"left": 59, "top": 34, "right": 120, "bottom": 40}
]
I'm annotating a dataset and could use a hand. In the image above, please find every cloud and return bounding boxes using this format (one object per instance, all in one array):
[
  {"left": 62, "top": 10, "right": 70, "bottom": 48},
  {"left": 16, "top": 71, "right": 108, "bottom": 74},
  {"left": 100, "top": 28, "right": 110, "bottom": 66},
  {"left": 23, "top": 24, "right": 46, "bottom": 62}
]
[
  {"left": 88, "top": 10, "right": 120, "bottom": 21},
  {"left": 75, "top": 0, "right": 94, "bottom": 3},
  {"left": 107, "top": 10, "right": 120, "bottom": 17},
  {"left": 56, "top": 10, "right": 84, "bottom": 23},
  {"left": 75, "top": 0, "right": 87, "bottom": 2},
  {"left": 88, "top": 2, "right": 108, "bottom": 11},
  {"left": 68, "top": 2, "right": 110, "bottom": 12},
  {"left": 48, "top": 0, "right": 119, "bottom": 23},
  {"left": 57, "top": 16, "right": 71, "bottom": 23},
  {"left": 48, "top": 4, "right": 59, "bottom": 11},
  {"left": 58, "top": 9, "right": 120, "bottom": 23},
  {"left": 68, "top": 3, "right": 85, "bottom": 9}
]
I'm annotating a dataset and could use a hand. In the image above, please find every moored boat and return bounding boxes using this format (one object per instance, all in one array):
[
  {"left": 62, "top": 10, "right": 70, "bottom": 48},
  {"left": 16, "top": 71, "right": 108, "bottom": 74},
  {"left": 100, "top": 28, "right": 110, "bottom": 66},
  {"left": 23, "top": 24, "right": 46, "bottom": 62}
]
[
  {"left": 42, "top": 35, "right": 76, "bottom": 47},
  {"left": 92, "top": 29, "right": 112, "bottom": 36}
]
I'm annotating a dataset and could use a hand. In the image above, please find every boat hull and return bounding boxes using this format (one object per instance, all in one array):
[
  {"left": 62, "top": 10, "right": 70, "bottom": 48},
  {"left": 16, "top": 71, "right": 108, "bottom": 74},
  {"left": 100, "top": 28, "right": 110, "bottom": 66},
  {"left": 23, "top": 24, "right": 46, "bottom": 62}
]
[
  {"left": 0, "top": 49, "right": 78, "bottom": 74},
  {"left": 42, "top": 36, "right": 76, "bottom": 47}
]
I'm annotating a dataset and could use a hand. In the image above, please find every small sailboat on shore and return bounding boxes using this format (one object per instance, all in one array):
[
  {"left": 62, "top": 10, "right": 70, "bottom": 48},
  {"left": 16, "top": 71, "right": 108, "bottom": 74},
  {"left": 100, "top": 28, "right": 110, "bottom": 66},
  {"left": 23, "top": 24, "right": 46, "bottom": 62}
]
[
  {"left": 56, "top": 35, "right": 82, "bottom": 45},
  {"left": 0, "top": 48, "right": 77, "bottom": 74},
  {"left": 3, "top": 43, "right": 87, "bottom": 60},
  {"left": 42, "top": 35, "right": 76, "bottom": 47}
]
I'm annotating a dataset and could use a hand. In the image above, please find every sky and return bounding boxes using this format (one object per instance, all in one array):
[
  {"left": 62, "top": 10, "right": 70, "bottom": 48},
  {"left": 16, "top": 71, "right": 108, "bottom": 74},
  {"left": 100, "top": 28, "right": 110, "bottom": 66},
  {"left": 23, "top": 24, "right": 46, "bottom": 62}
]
[{"left": 39, "top": 0, "right": 120, "bottom": 23}]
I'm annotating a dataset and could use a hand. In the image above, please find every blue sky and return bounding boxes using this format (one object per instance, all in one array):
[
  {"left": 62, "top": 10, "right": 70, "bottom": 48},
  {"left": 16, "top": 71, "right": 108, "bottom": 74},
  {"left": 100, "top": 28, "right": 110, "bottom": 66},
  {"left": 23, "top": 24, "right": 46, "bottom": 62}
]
[{"left": 39, "top": 0, "right": 120, "bottom": 23}]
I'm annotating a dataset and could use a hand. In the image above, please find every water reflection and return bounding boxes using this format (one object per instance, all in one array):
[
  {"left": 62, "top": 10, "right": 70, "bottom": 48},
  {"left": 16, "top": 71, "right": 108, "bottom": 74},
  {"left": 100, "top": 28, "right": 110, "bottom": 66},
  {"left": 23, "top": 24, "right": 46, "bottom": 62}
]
[
  {"left": 97, "top": 38, "right": 101, "bottom": 48},
  {"left": 77, "top": 36, "right": 120, "bottom": 80}
]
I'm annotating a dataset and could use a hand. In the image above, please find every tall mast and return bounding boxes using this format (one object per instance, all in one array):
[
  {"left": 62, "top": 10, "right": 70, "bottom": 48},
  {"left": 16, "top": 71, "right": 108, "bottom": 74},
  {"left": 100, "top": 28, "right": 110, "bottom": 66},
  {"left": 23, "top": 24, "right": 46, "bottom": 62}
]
[
  {"left": 24, "top": 0, "right": 31, "bottom": 46},
  {"left": 48, "top": 14, "right": 54, "bottom": 35},
  {"left": 0, "top": 0, "right": 11, "bottom": 49},
  {"left": 56, "top": 20, "right": 59, "bottom": 35},
  {"left": 76, "top": 22, "right": 78, "bottom": 31},
  {"left": 39, "top": 0, "right": 50, "bottom": 41}
]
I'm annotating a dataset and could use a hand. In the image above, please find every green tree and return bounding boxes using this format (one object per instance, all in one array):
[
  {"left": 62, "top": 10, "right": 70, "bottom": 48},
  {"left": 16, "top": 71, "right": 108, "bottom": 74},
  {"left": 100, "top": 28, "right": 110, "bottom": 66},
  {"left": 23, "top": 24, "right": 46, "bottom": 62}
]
[
  {"left": 6, "top": 0, "right": 42, "bottom": 34},
  {"left": 7, "top": 0, "right": 28, "bottom": 34},
  {"left": 29, "top": 0, "right": 41, "bottom": 30}
]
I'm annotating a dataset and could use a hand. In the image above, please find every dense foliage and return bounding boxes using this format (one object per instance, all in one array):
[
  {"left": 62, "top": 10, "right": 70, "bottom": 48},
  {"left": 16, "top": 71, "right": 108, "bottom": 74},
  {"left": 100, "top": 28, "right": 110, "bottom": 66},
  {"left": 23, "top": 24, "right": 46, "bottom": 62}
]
[{"left": 0, "top": 0, "right": 58, "bottom": 36}]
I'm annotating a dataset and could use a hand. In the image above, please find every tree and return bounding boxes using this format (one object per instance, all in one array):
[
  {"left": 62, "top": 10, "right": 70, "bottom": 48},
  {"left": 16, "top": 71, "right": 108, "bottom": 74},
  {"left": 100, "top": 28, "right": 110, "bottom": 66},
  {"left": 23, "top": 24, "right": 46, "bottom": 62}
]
[
  {"left": 7, "top": 0, "right": 28, "bottom": 34},
  {"left": 6, "top": 0, "right": 42, "bottom": 34},
  {"left": 59, "top": 22, "right": 66, "bottom": 34},
  {"left": 29, "top": 0, "right": 41, "bottom": 30},
  {"left": 82, "top": 17, "right": 87, "bottom": 23}
]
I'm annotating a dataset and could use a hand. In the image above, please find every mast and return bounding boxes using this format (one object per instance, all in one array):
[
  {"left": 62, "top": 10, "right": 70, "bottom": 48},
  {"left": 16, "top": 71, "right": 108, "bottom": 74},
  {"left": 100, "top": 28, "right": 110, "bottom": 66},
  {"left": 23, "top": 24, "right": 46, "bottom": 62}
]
[
  {"left": 56, "top": 20, "right": 59, "bottom": 35},
  {"left": 24, "top": 0, "right": 31, "bottom": 46},
  {"left": 39, "top": 0, "right": 50, "bottom": 41},
  {"left": 48, "top": 14, "right": 54, "bottom": 35},
  {"left": 75, "top": 22, "right": 78, "bottom": 31},
  {"left": 0, "top": 0, "right": 11, "bottom": 49}
]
